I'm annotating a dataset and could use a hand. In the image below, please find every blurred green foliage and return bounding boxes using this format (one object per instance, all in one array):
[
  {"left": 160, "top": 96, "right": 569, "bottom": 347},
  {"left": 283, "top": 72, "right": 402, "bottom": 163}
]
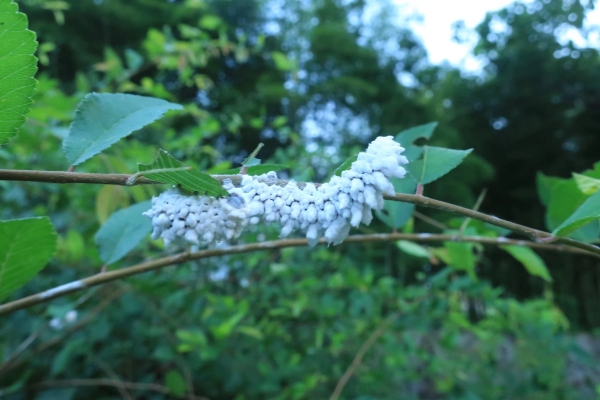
[{"left": 1, "top": 0, "right": 600, "bottom": 398}]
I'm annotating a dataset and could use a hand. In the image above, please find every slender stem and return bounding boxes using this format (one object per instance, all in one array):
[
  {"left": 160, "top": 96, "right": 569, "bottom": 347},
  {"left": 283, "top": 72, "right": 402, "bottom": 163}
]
[
  {"left": 0, "top": 233, "right": 593, "bottom": 317},
  {"left": 329, "top": 313, "right": 399, "bottom": 400}
]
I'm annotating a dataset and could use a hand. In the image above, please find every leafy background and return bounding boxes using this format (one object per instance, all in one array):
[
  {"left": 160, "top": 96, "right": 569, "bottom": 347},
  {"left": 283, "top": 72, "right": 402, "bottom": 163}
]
[{"left": 1, "top": 0, "right": 600, "bottom": 399}]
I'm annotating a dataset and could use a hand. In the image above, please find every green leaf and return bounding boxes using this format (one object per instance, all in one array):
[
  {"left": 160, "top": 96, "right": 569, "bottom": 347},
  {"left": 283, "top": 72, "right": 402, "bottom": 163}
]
[
  {"left": 272, "top": 51, "right": 296, "bottom": 71},
  {"left": 210, "top": 310, "right": 247, "bottom": 340},
  {"left": 553, "top": 191, "right": 600, "bottom": 237},
  {"left": 94, "top": 201, "right": 152, "bottom": 265},
  {"left": 237, "top": 326, "right": 264, "bottom": 340},
  {"left": 0, "top": 1, "right": 38, "bottom": 145},
  {"left": 395, "top": 122, "right": 438, "bottom": 162},
  {"left": 573, "top": 173, "right": 600, "bottom": 195},
  {"left": 406, "top": 146, "right": 472, "bottom": 185},
  {"left": 198, "top": 15, "right": 222, "bottom": 30},
  {"left": 63, "top": 93, "right": 182, "bottom": 165},
  {"left": 332, "top": 153, "right": 358, "bottom": 177},
  {"left": 165, "top": 370, "right": 186, "bottom": 396},
  {"left": 396, "top": 240, "right": 430, "bottom": 259},
  {"left": 376, "top": 176, "right": 417, "bottom": 229},
  {"left": 542, "top": 175, "right": 600, "bottom": 241},
  {"left": 0, "top": 218, "right": 56, "bottom": 301},
  {"left": 501, "top": 245, "right": 552, "bottom": 282},
  {"left": 219, "top": 163, "right": 288, "bottom": 176},
  {"left": 444, "top": 241, "right": 476, "bottom": 280},
  {"left": 138, "top": 150, "right": 228, "bottom": 196}
]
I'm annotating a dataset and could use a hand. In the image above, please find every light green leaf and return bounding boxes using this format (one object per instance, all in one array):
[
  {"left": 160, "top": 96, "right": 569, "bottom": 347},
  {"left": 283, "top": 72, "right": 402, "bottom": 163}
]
[
  {"left": 138, "top": 150, "right": 228, "bottom": 196},
  {"left": 237, "top": 326, "right": 264, "bottom": 340},
  {"left": 396, "top": 240, "right": 430, "bottom": 259},
  {"left": 63, "top": 93, "right": 182, "bottom": 166},
  {"left": 245, "top": 157, "right": 261, "bottom": 167},
  {"left": 198, "top": 15, "right": 222, "bottom": 30},
  {"left": 0, "top": 1, "right": 38, "bottom": 145},
  {"left": 94, "top": 201, "right": 152, "bottom": 265},
  {"left": 376, "top": 176, "right": 417, "bottom": 229},
  {"left": 406, "top": 146, "right": 472, "bottom": 185},
  {"left": 220, "top": 163, "right": 288, "bottom": 176},
  {"left": 395, "top": 122, "right": 438, "bottom": 161},
  {"left": 0, "top": 218, "right": 56, "bottom": 301},
  {"left": 573, "top": 173, "right": 600, "bottom": 195},
  {"left": 210, "top": 310, "right": 247, "bottom": 340},
  {"left": 165, "top": 370, "right": 186, "bottom": 397},
  {"left": 333, "top": 153, "right": 358, "bottom": 177},
  {"left": 501, "top": 245, "right": 552, "bottom": 282},
  {"left": 553, "top": 191, "right": 600, "bottom": 237},
  {"left": 444, "top": 241, "right": 476, "bottom": 280},
  {"left": 272, "top": 51, "right": 296, "bottom": 71}
]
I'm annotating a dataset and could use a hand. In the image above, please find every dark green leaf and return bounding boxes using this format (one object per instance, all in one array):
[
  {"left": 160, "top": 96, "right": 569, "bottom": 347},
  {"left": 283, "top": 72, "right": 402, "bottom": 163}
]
[
  {"left": 444, "top": 241, "right": 476, "bottom": 280},
  {"left": 165, "top": 370, "right": 186, "bottom": 396},
  {"left": 63, "top": 93, "right": 182, "bottom": 165},
  {"left": 0, "top": 1, "right": 38, "bottom": 145},
  {"left": 376, "top": 176, "right": 417, "bottom": 229},
  {"left": 406, "top": 146, "right": 472, "bottom": 185},
  {"left": 395, "top": 122, "right": 438, "bottom": 162},
  {"left": 553, "top": 191, "right": 600, "bottom": 237},
  {"left": 220, "top": 163, "right": 288, "bottom": 176},
  {"left": 94, "top": 201, "right": 152, "bottom": 265},
  {"left": 138, "top": 150, "right": 228, "bottom": 196},
  {"left": 333, "top": 153, "right": 358, "bottom": 177},
  {"left": 501, "top": 245, "right": 552, "bottom": 282},
  {"left": 0, "top": 218, "right": 56, "bottom": 301}
]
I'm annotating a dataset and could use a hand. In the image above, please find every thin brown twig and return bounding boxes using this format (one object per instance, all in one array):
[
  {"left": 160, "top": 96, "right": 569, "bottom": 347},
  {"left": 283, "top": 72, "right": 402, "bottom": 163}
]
[
  {"left": 413, "top": 211, "right": 448, "bottom": 231},
  {"left": 28, "top": 379, "right": 209, "bottom": 400},
  {"left": 0, "top": 288, "right": 127, "bottom": 373},
  {"left": 95, "top": 359, "right": 134, "bottom": 400},
  {"left": 329, "top": 313, "right": 399, "bottom": 400},
  {"left": 0, "top": 233, "right": 592, "bottom": 317}
]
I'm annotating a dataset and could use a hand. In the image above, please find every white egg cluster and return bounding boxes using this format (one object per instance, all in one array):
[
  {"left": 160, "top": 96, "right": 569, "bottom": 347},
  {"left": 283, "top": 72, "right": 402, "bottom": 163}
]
[{"left": 144, "top": 136, "right": 408, "bottom": 248}]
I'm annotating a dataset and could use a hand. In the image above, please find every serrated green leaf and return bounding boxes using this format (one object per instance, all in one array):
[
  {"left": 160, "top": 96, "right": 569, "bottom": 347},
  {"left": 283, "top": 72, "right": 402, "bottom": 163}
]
[
  {"left": 444, "top": 241, "right": 476, "bottom": 280},
  {"left": 139, "top": 150, "right": 228, "bottom": 196},
  {"left": 396, "top": 240, "right": 430, "bottom": 258},
  {"left": 573, "top": 173, "right": 600, "bottom": 195},
  {"left": 333, "top": 153, "right": 358, "bottom": 177},
  {"left": 0, "top": 217, "right": 56, "bottom": 301},
  {"left": 376, "top": 176, "right": 417, "bottom": 229},
  {"left": 63, "top": 93, "right": 182, "bottom": 165},
  {"left": 395, "top": 122, "right": 438, "bottom": 161},
  {"left": 0, "top": 1, "right": 38, "bottom": 145},
  {"left": 406, "top": 146, "right": 472, "bottom": 185},
  {"left": 553, "top": 191, "right": 600, "bottom": 237},
  {"left": 165, "top": 370, "right": 186, "bottom": 396},
  {"left": 220, "top": 163, "right": 288, "bottom": 176},
  {"left": 94, "top": 201, "right": 152, "bottom": 265},
  {"left": 501, "top": 245, "right": 552, "bottom": 282}
]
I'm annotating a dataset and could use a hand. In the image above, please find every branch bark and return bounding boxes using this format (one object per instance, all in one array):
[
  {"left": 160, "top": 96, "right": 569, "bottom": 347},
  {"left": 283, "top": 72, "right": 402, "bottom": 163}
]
[{"left": 0, "top": 233, "right": 593, "bottom": 317}]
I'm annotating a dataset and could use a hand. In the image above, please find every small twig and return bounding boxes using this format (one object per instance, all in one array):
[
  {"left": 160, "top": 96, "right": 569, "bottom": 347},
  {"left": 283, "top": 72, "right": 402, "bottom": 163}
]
[
  {"left": 67, "top": 165, "right": 76, "bottom": 172},
  {"left": 458, "top": 188, "right": 488, "bottom": 235},
  {"left": 414, "top": 211, "right": 448, "bottom": 231},
  {"left": 28, "top": 379, "right": 209, "bottom": 400},
  {"left": 240, "top": 142, "right": 264, "bottom": 175},
  {"left": 0, "top": 233, "right": 594, "bottom": 317},
  {"left": 95, "top": 360, "right": 134, "bottom": 400},
  {"left": 0, "top": 288, "right": 126, "bottom": 373},
  {"left": 329, "top": 313, "right": 399, "bottom": 400}
]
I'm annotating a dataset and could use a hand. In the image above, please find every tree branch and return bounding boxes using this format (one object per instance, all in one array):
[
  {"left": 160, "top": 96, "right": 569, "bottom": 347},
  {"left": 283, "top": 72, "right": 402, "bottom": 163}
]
[
  {"left": 2, "top": 168, "right": 599, "bottom": 257},
  {"left": 0, "top": 233, "right": 593, "bottom": 317}
]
